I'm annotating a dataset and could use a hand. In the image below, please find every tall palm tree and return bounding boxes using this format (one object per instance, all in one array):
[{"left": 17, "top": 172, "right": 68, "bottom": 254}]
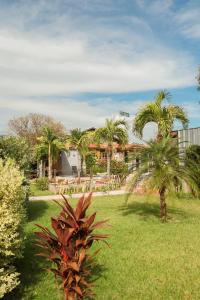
[
  {"left": 133, "top": 90, "right": 188, "bottom": 139},
  {"left": 37, "top": 127, "right": 64, "bottom": 180},
  {"left": 95, "top": 119, "right": 128, "bottom": 177},
  {"left": 126, "top": 137, "right": 199, "bottom": 221},
  {"left": 66, "top": 129, "right": 93, "bottom": 177}
]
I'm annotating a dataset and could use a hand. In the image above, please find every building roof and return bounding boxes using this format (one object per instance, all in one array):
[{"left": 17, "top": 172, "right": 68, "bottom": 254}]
[{"left": 88, "top": 143, "right": 143, "bottom": 151}]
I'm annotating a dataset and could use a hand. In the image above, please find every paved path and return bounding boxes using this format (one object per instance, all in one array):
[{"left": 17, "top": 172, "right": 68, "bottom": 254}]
[{"left": 29, "top": 189, "right": 128, "bottom": 201}]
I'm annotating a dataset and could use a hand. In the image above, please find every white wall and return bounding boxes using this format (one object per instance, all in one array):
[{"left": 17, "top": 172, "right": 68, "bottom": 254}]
[{"left": 60, "top": 150, "right": 81, "bottom": 176}]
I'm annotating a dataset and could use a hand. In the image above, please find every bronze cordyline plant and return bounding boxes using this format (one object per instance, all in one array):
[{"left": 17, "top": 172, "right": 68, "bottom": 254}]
[{"left": 35, "top": 193, "right": 109, "bottom": 300}]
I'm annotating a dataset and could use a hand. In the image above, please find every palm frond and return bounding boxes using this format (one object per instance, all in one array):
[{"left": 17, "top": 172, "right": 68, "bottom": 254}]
[
  {"left": 133, "top": 90, "right": 187, "bottom": 138},
  {"left": 155, "top": 90, "right": 171, "bottom": 106},
  {"left": 133, "top": 103, "right": 159, "bottom": 138},
  {"left": 167, "top": 105, "right": 189, "bottom": 129}
]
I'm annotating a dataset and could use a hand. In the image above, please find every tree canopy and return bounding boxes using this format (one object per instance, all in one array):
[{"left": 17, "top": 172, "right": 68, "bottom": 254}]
[
  {"left": 8, "top": 113, "right": 66, "bottom": 146},
  {"left": 133, "top": 90, "right": 188, "bottom": 139},
  {"left": 0, "top": 136, "right": 32, "bottom": 171}
]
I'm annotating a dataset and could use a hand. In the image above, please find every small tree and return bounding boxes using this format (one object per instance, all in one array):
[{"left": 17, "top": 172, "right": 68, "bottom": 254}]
[
  {"left": 126, "top": 137, "right": 199, "bottom": 221},
  {"left": 66, "top": 129, "right": 93, "bottom": 177},
  {"left": 37, "top": 127, "right": 65, "bottom": 180},
  {"left": 95, "top": 119, "right": 128, "bottom": 177},
  {"left": 85, "top": 153, "right": 96, "bottom": 178},
  {"left": 35, "top": 193, "right": 108, "bottom": 300},
  {"left": 0, "top": 159, "right": 26, "bottom": 298}
]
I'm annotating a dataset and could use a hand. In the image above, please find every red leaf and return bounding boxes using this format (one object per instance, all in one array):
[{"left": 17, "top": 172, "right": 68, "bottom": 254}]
[
  {"left": 85, "top": 213, "right": 96, "bottom": 227},
  {"left": 68, "top": 261, "right": 80, "bottom": 272},
  {"left": 78, "top": 249, "right": 86, "bottom": 265},
  {"left": 75, "top": 195, "right": 85, "bottom": 219},
  {"left": 91, "top": 219, "right": 109, "bottom": 230},
  {"left": 82, "top": 193, "right": 92, "bottom": 215},
  {"left": 72, "top": 285, "right": 83, "bottom": 296}
]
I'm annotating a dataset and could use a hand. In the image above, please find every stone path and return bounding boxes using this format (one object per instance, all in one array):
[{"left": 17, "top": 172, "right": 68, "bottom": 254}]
[{"left": 29, "top": 189, "right": 128, "bottom": 201}]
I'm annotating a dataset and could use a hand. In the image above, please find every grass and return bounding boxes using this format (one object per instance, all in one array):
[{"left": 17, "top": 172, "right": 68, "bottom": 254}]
[
  {"left": 6, "top": 194, "right": 200, "bottom": 300},
  {"left": 30, "top": 183, "right": 53, "bottom": 196}
]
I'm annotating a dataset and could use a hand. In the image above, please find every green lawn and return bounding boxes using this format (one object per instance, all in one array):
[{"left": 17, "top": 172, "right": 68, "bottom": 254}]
[
  {"left": 30, "top": 183, "right": 54, "bottom": 196},
  {"left": 7, "top": 194, "right": 200, "bottom": 300}
]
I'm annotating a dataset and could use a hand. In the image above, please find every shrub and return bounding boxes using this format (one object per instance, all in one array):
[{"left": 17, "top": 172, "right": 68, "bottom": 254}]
[
  {"left": 35, "top": 193, "right": 109, "bottom": 300},
  {"left": 93, "top": 159, "right": 128, "bottom": 176},
  {"left": 0, "top": 159, "right": 26, "bottom": 298},
  {"left": 111, "top": 160, "right": 128, "bottom": 176},
  {"left": 35, "top": 177, "right": 49, "bottom": 191},
  {"left": 93, "top": 159, "right": 107, "bottom": 174},
  {"left": 85, "top": 154, "right": 96, "bottom": 176}
]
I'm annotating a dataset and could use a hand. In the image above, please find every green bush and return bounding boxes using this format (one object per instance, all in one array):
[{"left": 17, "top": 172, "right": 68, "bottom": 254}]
[
  {"left": 93, "top": 159, "right": 107, "bottom": 174},
  {"left": 35, "top": 177, "right": 49, "bottom": 191},
  {"left": 85, "top": 153, "right": 96, "bottom": 175},
  {"left": 93, "top": 159, "right": 128, "bottom": 176},
  {"left": 111, "top": 160, "right": 128, "bottom": 176},
  {"left": 0, "top": 159, "right": 26, "bottom": 298}
]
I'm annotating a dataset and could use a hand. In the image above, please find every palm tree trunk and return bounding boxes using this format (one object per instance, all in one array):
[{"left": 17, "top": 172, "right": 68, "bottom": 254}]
[
  {"left": 48, "top": 143, "right": 52, "bottom": 180},
  {"left": 82, "top": 156, "right": 86, "bottom": 176},
  {"left": 159, "top": 186, "right": 167, "bottom": 221},
  {"left": 107, "top": 149, "right": 112, "bottom": 178}
]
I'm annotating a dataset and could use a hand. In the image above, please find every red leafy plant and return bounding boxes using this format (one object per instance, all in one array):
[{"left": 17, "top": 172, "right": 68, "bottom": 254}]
[{"left": 35, "top": 193, "right": 109, "bottom": 300}]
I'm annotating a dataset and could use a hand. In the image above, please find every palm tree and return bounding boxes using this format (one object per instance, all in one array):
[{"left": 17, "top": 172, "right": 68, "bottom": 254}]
[
  {"left": 126, "top": 137, "right": 199, "bottom": 221},
  {"left": 185, "top": 145, "right": 200, "bottom": 197},
  {"left": 95, "top": 119, "right": 128, "bottom": 177},
  {"left": 37, "top": 127, "right": 64, "bottom": 180},
  {"left": 66, "top": 129, "right": 93, "bottom": 177},
  {"left": 133, "top": 90, "right": 188, "bottom": 139}
]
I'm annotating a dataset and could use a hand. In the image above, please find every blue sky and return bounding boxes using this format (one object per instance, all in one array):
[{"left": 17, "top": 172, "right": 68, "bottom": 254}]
[{"left": 0, "top": 0, "right": 199, "bottom": 140}]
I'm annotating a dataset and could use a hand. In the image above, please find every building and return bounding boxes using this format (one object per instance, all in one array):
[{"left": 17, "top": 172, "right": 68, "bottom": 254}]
[
  {"left": 172, "top": 127, "right": 200, "bottom": 148},
  {"left": 56, "top": 143, "right": 143, "bottom": 177}
]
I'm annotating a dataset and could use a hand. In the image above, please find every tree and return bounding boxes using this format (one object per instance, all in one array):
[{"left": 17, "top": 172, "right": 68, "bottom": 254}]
[
  {"left": 37, "top": 127, "right": 65, "bottom": 180},
  {"left": 133, "top": 90, "right": 188, "bottom": 139},
  {"left": 0, "top": 136, "right": 32, "bottom": 171},
  {"left": 95, "top": 119, "right": 128, "bottom": 177},
  {"left": 8, "top": 113, "right": 66, "bottom": 146},
  {"left": 185, "top": 145, "right": 200, "bottom": 195},
  {"left": 66, "top": 129, "right": 93, "bottom": 177},
  {"left": 85, "top": 153, "right": 96, "bottom": 178},
  {"left": 126, "top": 137, "right": 199, "bottom": 221}
]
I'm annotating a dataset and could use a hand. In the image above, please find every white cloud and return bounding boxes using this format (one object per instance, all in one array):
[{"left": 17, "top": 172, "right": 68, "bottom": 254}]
[
  {"left": 175, "top": 1, "right": 200, "bottom": 39},
  {"left": 182, "top": 101, "right": 200, "bottom": 120},
  {"left": 0, "top": 0, "right": 197, "bottom": 137},
  {"left": 0, "top": 95, "right": 147, "bottom": 138},
  {"left": 0, "top": 29, "right": 195, "bottom": 99},
  {"left": 136, "top": 0, "right": 173, "bottom": 14},
  {"left": 1, "top": 94, "right": 159, "bottom": 141},
  {"left": 0, "top": 0, "right": 196, "bottom": 99}
]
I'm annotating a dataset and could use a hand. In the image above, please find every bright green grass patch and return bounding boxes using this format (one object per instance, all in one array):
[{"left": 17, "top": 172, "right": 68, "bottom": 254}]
[
  {"left": 30, "top": 183, "right": 53, "bottom": 196},
  {"left": 6, "top": 194, "right": 200, "bottom": 300}
]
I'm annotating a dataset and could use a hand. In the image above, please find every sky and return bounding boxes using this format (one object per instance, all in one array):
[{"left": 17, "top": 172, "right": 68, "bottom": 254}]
[{"left": 0, "top": 0, "right": 200, "bottom": 141}]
